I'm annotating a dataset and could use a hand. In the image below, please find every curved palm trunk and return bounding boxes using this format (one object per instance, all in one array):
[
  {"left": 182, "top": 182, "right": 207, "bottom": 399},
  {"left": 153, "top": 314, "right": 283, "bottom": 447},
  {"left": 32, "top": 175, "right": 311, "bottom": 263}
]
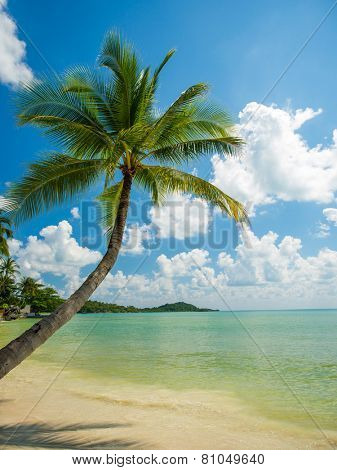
[{"left": 0, "top": 174, "right": 132, "bottom": 380}]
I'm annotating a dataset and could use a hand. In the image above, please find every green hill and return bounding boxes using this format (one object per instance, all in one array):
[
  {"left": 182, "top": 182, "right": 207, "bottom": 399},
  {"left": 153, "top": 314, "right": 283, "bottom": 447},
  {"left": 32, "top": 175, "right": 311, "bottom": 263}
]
[
  {"left": 145, "top": 302, "right": 216, "bottom": 312},
  {"left": 79, "top": 300, "right": 217, "bottom": 314}
]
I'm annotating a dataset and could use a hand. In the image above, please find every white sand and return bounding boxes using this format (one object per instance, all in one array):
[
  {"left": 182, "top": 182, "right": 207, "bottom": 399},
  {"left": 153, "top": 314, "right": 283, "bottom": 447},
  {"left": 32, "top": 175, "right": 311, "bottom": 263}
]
[{"left": 0, "top": 360, "right": 336, "bottom": 450}]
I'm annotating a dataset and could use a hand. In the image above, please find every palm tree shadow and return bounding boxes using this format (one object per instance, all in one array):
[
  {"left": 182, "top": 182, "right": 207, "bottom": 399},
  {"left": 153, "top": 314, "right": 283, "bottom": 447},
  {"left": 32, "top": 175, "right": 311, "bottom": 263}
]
[{"left": 0, "top": 421, "right": 142, "bottom": 449}]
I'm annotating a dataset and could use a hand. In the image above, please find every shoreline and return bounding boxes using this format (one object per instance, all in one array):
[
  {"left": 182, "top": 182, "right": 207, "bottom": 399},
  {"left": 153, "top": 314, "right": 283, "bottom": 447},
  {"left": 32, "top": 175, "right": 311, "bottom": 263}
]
[
  {"left": 1, "top": 307, "right": 337, "bottom": 323},
  {"left": 1, "top": 360, "right": 336, "bottom": 450}
]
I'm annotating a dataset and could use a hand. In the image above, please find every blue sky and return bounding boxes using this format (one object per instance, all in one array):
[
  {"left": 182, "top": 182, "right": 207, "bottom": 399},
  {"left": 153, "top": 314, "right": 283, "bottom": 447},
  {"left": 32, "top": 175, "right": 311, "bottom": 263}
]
[{"left": 1, "top": 0, "right": 337, "bottom": 309}]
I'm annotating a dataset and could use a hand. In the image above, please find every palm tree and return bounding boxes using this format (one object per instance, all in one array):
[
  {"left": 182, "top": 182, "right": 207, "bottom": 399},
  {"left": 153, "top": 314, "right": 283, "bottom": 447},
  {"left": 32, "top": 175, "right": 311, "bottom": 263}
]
[
  {"left": 18, "top": 277, "right": 44, "bottom": 306},
  {"left": 0, "top": 212, "right": 13, "bottom": 257},
  {"left": 0, "top": 257, "right": 19, "bottom": 280},
  {"left": 0, "top": 274, "right": 17, "bottom": 308},
  {"left": 0, "top": 258, "right": 19, "bottom": 310},
  {"left": 0, "top": 32, "right": 248, "bottom": 379}
]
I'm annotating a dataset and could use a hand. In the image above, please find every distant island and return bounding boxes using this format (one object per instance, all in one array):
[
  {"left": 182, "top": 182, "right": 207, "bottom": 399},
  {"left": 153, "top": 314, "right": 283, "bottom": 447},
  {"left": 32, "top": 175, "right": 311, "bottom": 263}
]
[{"left": 79, "top": 301, "right": 217, "bottom": 314}]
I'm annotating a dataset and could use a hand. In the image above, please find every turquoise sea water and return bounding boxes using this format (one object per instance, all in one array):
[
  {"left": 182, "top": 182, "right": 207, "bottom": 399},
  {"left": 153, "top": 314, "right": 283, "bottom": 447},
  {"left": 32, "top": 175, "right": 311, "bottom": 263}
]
[{"left": 1, "top": 310, "right": 337, "bottom": 431}]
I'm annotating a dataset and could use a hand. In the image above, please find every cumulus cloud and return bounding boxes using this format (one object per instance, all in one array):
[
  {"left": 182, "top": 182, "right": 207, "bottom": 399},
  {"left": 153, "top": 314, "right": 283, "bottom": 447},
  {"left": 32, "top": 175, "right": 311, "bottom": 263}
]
[
  {"left": 323, "top": 208, "right": 337, "bottom": 226},
  {"left": 9, "top": 220, "right": 101, "bottom": 295},
  {"left": 157, "top": 249, "right": 209, "bottom": 277},
  {"left": 211, "top": 102, "right": 337, "bottom": 212},
  {"left": 217, "top": 230, "right": 303, "bottom": 286},
  {"left": 120, "top": 224, "right": 152, "bottom": 255},
  {"left": 94, "top": 228, "right": 337, "bottom": 310},
  {"left": 70, "top": 207, "right": 81, "bottom": 219},
  {"left": 149, "top": 193, "right": 210, "bottom": 240},
  {"left": 119, "top": 194, "right": 211, "bottom": 255},
  {"left": 314, "top": 222, "right": 330, "bottom": 239},
  {"left": 95, "top": 270, "right": 151, "bottom": 301},
  {"left": 0, "top": 0, "right": 33, "bottom": 86},
  {"left": 7, "top": 217, "right": 337, "bottom": 309}
]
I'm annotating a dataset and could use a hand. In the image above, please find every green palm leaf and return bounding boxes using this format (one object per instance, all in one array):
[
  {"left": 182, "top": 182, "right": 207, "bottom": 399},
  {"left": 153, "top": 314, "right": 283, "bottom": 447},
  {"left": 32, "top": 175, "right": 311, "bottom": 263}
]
[
  {"left": 0, "top": 213, "right": 13, "bottom": 258},
  {"left": 133, "top": 166, "right": 165, "bottom": 205},
  {"left": 98, "top": 31, "right": 140, "bottom": 129},
  {"left": 97, "top": 181, "right": 124, "bottom": 234},
  {"left": 152, "top": 49, "right": 176, "bottom": 86},
  {"left": 9, "top": 154, "right": 105, "bottom": 224},
  {"left": 136, "top": 165, "right": 248, "bottom": 223},
  {"left": 0, "top": 198, "right": 17, "bottom": 212},
  {"left": 16, "top": 78, "right": 111, "bottom": 158},
  {"left": 63, "top": 66, "right": 119, "bottom": 134},
  {"left": 150, "top": 136, "right": 242, "bottom": 164},
  {"left": 144, "top": 83, "right": 209, "bottom": 148}
]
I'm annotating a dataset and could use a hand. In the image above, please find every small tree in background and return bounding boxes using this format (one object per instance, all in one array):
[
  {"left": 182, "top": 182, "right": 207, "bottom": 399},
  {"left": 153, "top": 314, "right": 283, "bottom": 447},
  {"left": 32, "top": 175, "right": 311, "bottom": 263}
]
[{"left": 0, "top": 211, "right": 13, "bottom": 258}]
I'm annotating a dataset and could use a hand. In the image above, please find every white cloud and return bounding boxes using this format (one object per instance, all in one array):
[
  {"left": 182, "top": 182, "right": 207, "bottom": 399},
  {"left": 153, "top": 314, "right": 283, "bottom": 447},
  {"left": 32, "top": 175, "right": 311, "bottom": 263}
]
[
  {"left": 291, "top": 107, "right": 322, "bottom": 130},
  {"left": 323, "top": 208, "right": 337, "bottom": 226},
  {"left": 70, "top": 207, "right": 81, "bottom": 219},
  {"left": 120, "top": 224, "right": 151, "bottom": 255},
  {"left": 211, "top": 102, "right": 337, "bottom": 212},
  {"left": 0, "top": 1, "right": 33, "bottom": 86},
  {"left": 149, "top": 193, "right": 210, "bottom": 240},
  {"left": 118, "top": 194, "right": 211, "bottom": 255},
  {"left": 314, "top": 222, "right": 330, "bottom": 239},
  {"left": 93, "top": 228, "right": 337, "bottom": 310},
  {"left": 217, "top": 230, "right": 303, "bottom": 286},
  {"left": 7, "top": 216, "right": 337, "bottom": 309},
  {"left": 9, "top": 220, "right": 101, "bottom": 295},
  {"left": 95, "top": 270, "right": 150, "bottom": 298},
  {"left": 157, "top": 249, "right": 209, "bottom": 277}
]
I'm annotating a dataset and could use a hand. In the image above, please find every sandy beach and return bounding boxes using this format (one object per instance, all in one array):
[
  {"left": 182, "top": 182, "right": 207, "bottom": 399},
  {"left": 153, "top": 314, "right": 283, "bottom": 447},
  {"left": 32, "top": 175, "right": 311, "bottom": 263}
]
[{"left": 1, "top": 359, "right": 336, "bottom": 450}]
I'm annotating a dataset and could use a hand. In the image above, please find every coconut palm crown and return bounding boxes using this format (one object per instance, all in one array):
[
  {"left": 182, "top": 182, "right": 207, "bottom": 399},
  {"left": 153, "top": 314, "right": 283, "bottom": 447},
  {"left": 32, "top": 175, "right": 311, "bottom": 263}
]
[
  {"left": 10, "top": 31, "right": 247, "bottom": 226},
  {"left": 0, "top": 257, "right": 19, "bottom": 279},
  {"left": 0, "top": 32, "right": 247, "bottom": 380}
]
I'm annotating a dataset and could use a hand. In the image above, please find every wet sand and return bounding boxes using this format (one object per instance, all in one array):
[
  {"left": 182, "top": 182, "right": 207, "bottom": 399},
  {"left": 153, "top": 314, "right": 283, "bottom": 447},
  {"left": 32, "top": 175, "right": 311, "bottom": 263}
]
[{"left": 0, "top": 360, "right": 335, "bottom": 450}]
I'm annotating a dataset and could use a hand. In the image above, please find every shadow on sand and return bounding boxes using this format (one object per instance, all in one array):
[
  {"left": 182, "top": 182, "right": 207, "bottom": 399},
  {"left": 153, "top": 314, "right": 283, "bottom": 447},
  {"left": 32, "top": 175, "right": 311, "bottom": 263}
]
[{"left": 0, "top": 421, "right": 142, "bottom": 449}]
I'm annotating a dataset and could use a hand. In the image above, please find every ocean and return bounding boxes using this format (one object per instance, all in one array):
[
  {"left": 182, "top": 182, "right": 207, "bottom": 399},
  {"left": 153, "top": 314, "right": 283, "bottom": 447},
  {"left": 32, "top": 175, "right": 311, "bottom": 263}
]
[{"left": 1, "top": 309, "right": 337, "bottom": 449}]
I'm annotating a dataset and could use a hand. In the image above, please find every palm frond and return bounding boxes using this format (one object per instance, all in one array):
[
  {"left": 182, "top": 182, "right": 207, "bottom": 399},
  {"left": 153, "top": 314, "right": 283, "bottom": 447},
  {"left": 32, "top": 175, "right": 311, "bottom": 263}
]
[
  {"left": 0, "top": 212, "right": 13, "bottom": 258},
  {"left": 16, "top": 78, "right": 111, "bottom": 158},
  {"left": 153, "top": 49, "right": 176, "bottom": 84},
  {"left": 136, "top": 165, "right": 248, "bottom": 223},
  {"left": 133, "top": 166, "right": 165, "bottom": 205},
  {"left": 0, "top": 242, "right": 10, "bottom": 258},
  {"left": 148, "top": 83, "right": 209, "bottom": 140},
  {"left": 98, "top": 31, "right": 140, "bottom": 128},
  {"left": 174, "top": 102, "right": 237, "bottom": 140},
  {"left": 150, "top": 136, "right": 243, "bottom": 165},
  {"left": 63, "top": 66, "right": 120, "bottom": 134},
  {"left": 9, "top": 154, "right": 105, "bottom": 224},
  {"left": 97, "top": 181, "right": 123, "bottom": 234},
  {"left": 132, "top": 49, "right": 176, "bottom": 127},
  {"left": 0, "top": 198, "right": 17, "bottom": 212},
  {"left": 130, "top": 66, "right": 152, "bottom": 125},
  {"left": 142, "top": 84, "right": 244, "bottom": 163},
  {"left": 149, "top": 49, "right": 176, "bottom": 97},
  {"left": 0, "top": 226, "right": 13, "bottom": 239}
]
